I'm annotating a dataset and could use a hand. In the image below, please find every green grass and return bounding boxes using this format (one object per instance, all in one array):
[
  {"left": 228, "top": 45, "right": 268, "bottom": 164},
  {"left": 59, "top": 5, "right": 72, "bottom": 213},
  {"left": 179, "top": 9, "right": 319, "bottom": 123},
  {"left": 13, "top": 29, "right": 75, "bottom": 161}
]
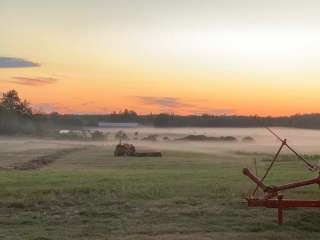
[{"left": 0, "top": 141, "right": 320, "bottom": 239}]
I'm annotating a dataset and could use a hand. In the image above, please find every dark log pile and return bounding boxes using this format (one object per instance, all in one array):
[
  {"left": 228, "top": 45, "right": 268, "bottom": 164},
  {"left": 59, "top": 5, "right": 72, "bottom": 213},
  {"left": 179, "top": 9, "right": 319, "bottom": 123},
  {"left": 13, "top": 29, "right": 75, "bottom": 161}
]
[{"left": 114, "top": 144, "right": 162, "bottom": 157}]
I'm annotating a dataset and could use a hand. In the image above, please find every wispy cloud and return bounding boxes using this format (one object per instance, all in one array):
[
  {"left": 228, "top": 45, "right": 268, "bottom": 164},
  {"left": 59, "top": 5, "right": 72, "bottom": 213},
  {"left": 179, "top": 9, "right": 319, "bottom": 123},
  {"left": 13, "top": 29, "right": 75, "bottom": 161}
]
[
  {"left": 32, "top": 102, "right": 80, "bottom": 114},
  {"left": 0, "top": 57, "right": 40, "bottom": 68},
  {"left": 9, "top": 77, "right": 58, "bottom": 86},
  {"left": 210, "top": 108, "right": 235, "bottom": 115},
  {"left": 32, "top": 102, "right": 60, "bottom": 113},
  {"left": 133, "top": 96, "right": 192, "bottom": 108},
  {"left": 192, "top": 108, "right": 236, "bottom": 115},
  {"left": 132, "top": 96, "right": 235, "bottom": 115},
  {"left": 81, "top": 101, "right": 95, "bottom": 106}
]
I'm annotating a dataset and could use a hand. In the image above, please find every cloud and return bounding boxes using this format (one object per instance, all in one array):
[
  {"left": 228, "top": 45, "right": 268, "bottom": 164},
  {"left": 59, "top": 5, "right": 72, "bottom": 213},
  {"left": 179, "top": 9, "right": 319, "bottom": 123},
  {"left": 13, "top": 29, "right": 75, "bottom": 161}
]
[
  {"left": 209, "top": 108, "right": 235, "bottom": 115},
  {"left": 81, "top": 101, "right": 95, "bottom": 106},
  {"left": 32, "top": 102, "right": 77, "bottom": 114},
  {"left": 0, "top": 57, "right": 40, "bottom": 68},
  {"left": 32, "top": 103, "right": 60, "bottom": 113},
  {"left": 133, "top": 96, "right": 235, "bottom": 115},
  {"left": 133, "top": 96, "right": 192, "bottom": 108},
  {"left": 9, "top": 77, "right": 58, "bottom": 86},
  {"left": 192, "top": 108, "right": 236, "bottom": 115}
]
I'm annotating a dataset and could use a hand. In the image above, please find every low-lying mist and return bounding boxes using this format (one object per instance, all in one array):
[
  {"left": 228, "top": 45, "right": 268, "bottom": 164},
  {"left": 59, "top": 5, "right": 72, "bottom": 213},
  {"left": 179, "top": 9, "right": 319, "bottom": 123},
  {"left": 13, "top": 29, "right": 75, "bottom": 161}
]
[
  {"left": 2, "top": 127, "right": 316, "bottom": 155},
  {"left": 2, "top": 127, "right": 320, "bottom": 156}
]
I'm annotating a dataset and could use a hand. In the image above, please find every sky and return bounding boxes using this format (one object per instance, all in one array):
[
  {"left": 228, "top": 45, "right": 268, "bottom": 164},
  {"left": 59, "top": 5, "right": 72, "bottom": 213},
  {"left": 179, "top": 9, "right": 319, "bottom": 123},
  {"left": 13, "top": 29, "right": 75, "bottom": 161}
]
[{"left": 1, "top": 0, "right": 320, "bottom": 116}]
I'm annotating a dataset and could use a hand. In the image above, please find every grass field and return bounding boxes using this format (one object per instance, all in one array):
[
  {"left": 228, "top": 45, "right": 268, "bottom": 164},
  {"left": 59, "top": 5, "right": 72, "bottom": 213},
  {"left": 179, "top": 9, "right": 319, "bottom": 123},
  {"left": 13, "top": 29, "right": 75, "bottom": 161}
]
[{"left": 0, "top": 135, "right": 320, "bottom": 240}]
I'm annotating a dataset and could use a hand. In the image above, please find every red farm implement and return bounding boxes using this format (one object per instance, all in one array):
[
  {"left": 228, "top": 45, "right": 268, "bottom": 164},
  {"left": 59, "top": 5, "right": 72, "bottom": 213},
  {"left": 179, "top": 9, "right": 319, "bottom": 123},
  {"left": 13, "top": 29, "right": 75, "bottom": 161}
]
[{"left": 243, "top": 127, "right": 320, "bottom": 225}]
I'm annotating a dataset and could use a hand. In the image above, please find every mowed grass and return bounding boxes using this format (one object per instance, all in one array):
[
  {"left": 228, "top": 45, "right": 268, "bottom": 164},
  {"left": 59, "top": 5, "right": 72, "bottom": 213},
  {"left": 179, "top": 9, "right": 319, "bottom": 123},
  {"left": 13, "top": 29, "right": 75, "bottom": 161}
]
[{"left": 0, "top": 141, "right": 320, "bottom": 239}]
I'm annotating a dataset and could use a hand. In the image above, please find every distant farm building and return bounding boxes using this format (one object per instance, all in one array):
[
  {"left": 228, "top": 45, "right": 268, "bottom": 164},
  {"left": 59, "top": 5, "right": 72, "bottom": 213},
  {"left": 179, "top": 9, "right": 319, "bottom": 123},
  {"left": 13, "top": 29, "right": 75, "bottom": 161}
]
[{"left": 98, "top": 122, "right": 139, "bottom": 128}]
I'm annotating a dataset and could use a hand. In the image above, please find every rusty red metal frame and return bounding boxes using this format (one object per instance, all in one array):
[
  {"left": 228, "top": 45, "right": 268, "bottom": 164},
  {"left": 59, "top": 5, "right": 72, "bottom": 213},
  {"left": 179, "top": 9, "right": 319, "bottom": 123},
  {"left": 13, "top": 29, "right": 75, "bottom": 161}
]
[
  {"left": 242, "top": 127, "right": 320, "bottom": 225},
  {"left": 243, "top": 167, "right": 320, "bottom": 224}
]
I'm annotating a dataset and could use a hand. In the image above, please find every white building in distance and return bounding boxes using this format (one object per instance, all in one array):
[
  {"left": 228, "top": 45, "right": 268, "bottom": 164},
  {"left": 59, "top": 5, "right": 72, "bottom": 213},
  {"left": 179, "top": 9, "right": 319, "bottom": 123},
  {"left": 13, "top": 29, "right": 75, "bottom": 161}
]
[{"left": 98, "top": 122, "right": 139, "bottom": 128}]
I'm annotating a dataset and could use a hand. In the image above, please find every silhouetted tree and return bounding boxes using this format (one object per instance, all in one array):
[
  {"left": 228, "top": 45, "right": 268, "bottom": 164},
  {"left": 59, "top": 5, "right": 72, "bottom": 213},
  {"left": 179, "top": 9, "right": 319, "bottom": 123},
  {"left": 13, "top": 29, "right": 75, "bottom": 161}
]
[
  {"left": 0, "top": 90, "right": 34, "bottom": 134},
  {"left": 0, "top": 90, "right": 32, "bottom": 116}
]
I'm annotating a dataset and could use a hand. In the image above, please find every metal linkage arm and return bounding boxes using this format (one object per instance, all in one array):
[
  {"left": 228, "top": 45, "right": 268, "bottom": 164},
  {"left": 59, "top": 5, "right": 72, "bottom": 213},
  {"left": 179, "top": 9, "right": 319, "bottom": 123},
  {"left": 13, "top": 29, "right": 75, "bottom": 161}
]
[
  {"left": 271, "top": 176, "right": 320, "bottom": 192},
  {"left": 244, "top": 167, "right": 320, "bottom": 197},
  {"left": 266, "top": 127, "right": 315, "bottom": 171},
  {"left": 243, "top": 168, "right": 268, "bottom": 192}
]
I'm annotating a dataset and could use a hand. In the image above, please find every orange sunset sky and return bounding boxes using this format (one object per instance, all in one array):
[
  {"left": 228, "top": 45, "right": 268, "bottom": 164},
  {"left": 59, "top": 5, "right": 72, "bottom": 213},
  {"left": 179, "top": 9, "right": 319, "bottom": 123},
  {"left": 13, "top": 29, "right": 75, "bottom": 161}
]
[{"left": 1, "top": 0, "right": 320, "bottom": 116}]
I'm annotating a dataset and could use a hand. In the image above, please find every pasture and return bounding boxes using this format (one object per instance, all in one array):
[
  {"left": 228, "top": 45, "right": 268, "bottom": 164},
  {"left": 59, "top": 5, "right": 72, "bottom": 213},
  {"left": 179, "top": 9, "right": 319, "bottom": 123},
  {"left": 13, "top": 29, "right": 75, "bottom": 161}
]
[{"left": 0, "top": 128, "right": 320, "bottom": 239}]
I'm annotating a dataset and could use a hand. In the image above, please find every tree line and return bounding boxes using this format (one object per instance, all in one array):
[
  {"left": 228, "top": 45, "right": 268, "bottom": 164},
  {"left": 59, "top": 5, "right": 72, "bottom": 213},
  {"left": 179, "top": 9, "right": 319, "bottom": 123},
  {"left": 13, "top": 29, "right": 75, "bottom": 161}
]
[
  {"left": 2, "top": 89, "right": 320, "bottom": 135},
  {"left": 68, "top": 112, "right": 320, "bottom": 129}
]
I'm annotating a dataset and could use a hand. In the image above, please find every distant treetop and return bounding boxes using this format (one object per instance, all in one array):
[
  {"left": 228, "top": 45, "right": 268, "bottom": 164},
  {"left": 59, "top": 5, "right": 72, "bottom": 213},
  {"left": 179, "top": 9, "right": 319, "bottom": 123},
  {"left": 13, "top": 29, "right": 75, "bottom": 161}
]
[{"left": 0, "top": 89, "right": 32, "bottom": 116}]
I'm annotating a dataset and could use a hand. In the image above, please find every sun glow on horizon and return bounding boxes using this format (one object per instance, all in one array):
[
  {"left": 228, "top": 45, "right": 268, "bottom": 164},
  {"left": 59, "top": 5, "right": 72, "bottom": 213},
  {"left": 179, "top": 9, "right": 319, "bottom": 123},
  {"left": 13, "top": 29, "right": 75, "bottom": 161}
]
[{"left": 2, "top": 0, "right": 320, "bottom": 116}]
